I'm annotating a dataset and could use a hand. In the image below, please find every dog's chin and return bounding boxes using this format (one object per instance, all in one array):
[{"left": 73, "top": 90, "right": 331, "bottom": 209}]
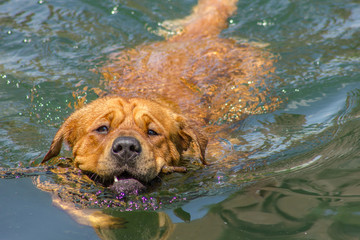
[
  {"left": 83, "top": 171, "right": 147, "bottom": 196},
  {"left": 109, "top": 176, "right": 147, "bottom": 195}
]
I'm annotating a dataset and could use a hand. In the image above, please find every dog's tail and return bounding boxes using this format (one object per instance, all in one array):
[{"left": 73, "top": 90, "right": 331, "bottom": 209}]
[{"left": 163, "top": 0, "right": 238, "bottom": 40}]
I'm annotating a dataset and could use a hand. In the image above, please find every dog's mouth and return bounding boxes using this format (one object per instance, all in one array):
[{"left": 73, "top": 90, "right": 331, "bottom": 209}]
[
  {"left": 84, "top": 171, "right": 148, "bottom": 196},
  {"left": 110, "top": 173, "right": 147, "bottom": 195}
]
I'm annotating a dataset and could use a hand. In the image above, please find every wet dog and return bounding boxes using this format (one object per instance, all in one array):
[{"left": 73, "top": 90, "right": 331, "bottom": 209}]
[
  {"left": 42, "top": 97, "right": 207, "bottom": 195},
  {"left": 41, "top": 0, "right": 278, "bottom": 227}
]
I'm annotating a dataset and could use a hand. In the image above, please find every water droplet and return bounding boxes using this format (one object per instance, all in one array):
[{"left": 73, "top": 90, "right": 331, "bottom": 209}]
[{"left": 111, "top": 6, "right": 118, "bottom": 15}]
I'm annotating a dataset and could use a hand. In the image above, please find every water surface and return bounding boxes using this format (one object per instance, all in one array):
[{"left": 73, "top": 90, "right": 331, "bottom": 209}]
[{"left": 1, "top": 0, "right": 360, "bottom": 239}]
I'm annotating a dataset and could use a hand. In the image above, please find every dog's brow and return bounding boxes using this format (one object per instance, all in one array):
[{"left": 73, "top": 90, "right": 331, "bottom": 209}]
[{"left": 99, "top": 109, "right": 125, "bottom": 128}]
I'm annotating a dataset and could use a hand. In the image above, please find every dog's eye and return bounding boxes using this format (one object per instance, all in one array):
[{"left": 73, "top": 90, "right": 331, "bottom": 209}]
[
  {"left": 95, "top": 125, "right": 109, "bottom": 134},
  {"left": 147, "top": 129, "right": 159, "bottom": 136}
]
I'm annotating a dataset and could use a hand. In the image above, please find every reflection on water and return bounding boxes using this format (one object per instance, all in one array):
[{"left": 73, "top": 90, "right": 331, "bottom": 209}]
[{"left": 1, "top": 0, "right": 360, "bottom": 239}]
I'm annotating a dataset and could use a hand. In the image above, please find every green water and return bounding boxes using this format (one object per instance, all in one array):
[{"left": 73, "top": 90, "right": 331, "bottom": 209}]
[{"left": 1, "top": 0, "right": 360, "bottom": 239}]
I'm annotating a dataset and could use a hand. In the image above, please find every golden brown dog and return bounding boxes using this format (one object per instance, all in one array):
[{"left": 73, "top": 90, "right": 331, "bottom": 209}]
[
  {"left": 42, "top": 0, "right": 278, "bottom": 197},
  {"left": 42, "top": 96, "right": 207, "bottom": 194}
]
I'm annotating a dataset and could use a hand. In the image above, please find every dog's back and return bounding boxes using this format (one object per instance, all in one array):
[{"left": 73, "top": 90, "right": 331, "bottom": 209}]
[{"left": 102, "top": 0, "right": 278, "bottom": 125}]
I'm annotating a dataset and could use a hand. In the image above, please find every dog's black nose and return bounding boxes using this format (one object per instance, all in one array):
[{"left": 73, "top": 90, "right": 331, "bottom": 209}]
[{"left": 111, "top": 137, "right": 142, "bottom": 162}]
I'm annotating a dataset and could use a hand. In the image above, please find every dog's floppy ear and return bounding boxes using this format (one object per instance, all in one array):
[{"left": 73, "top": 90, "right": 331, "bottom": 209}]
[
  {"left": 176, "top": 116, "right": 208, "bottom": 165},
  {"left": 41, "top": 113, "right": 80, "bottom": 164},
  {"left": 41, "top": 125, "right": 66, "bottom": 163}
]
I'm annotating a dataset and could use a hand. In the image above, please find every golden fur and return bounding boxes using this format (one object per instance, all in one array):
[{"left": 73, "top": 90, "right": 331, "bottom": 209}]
[
  {"left": 40, "top": 0, "right": 279, "bottom": 229},
  {"left": 42, "top": 96, "right": 207, "bottom": 183}
]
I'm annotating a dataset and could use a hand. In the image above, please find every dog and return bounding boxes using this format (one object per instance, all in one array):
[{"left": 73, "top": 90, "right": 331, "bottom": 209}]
[
  {"left": 42, "top": 96, "right": 207, "bottom": 195},
  {"left": 40, "top": 0, "right": 279, "bottom": 229}
]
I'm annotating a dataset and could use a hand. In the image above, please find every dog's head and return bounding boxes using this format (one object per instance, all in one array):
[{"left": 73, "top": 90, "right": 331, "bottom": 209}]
[{"left": 42, "top": 96, "right": 207, "bottom": 195}]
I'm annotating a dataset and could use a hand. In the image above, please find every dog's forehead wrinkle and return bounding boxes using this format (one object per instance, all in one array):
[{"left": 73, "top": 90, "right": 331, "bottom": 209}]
[{"left": 92, "top": 106, "right": 126, "bottom": 129}]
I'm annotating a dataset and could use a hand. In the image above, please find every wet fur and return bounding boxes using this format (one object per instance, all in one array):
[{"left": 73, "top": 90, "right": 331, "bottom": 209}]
[{"left": 41, "top": 0, "right": 277, "bottom": 230}]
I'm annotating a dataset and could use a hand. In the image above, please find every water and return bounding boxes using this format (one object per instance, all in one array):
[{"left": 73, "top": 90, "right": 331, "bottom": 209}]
[{"left": 1, "top": 0, "right": 360, "bottom": 239}]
